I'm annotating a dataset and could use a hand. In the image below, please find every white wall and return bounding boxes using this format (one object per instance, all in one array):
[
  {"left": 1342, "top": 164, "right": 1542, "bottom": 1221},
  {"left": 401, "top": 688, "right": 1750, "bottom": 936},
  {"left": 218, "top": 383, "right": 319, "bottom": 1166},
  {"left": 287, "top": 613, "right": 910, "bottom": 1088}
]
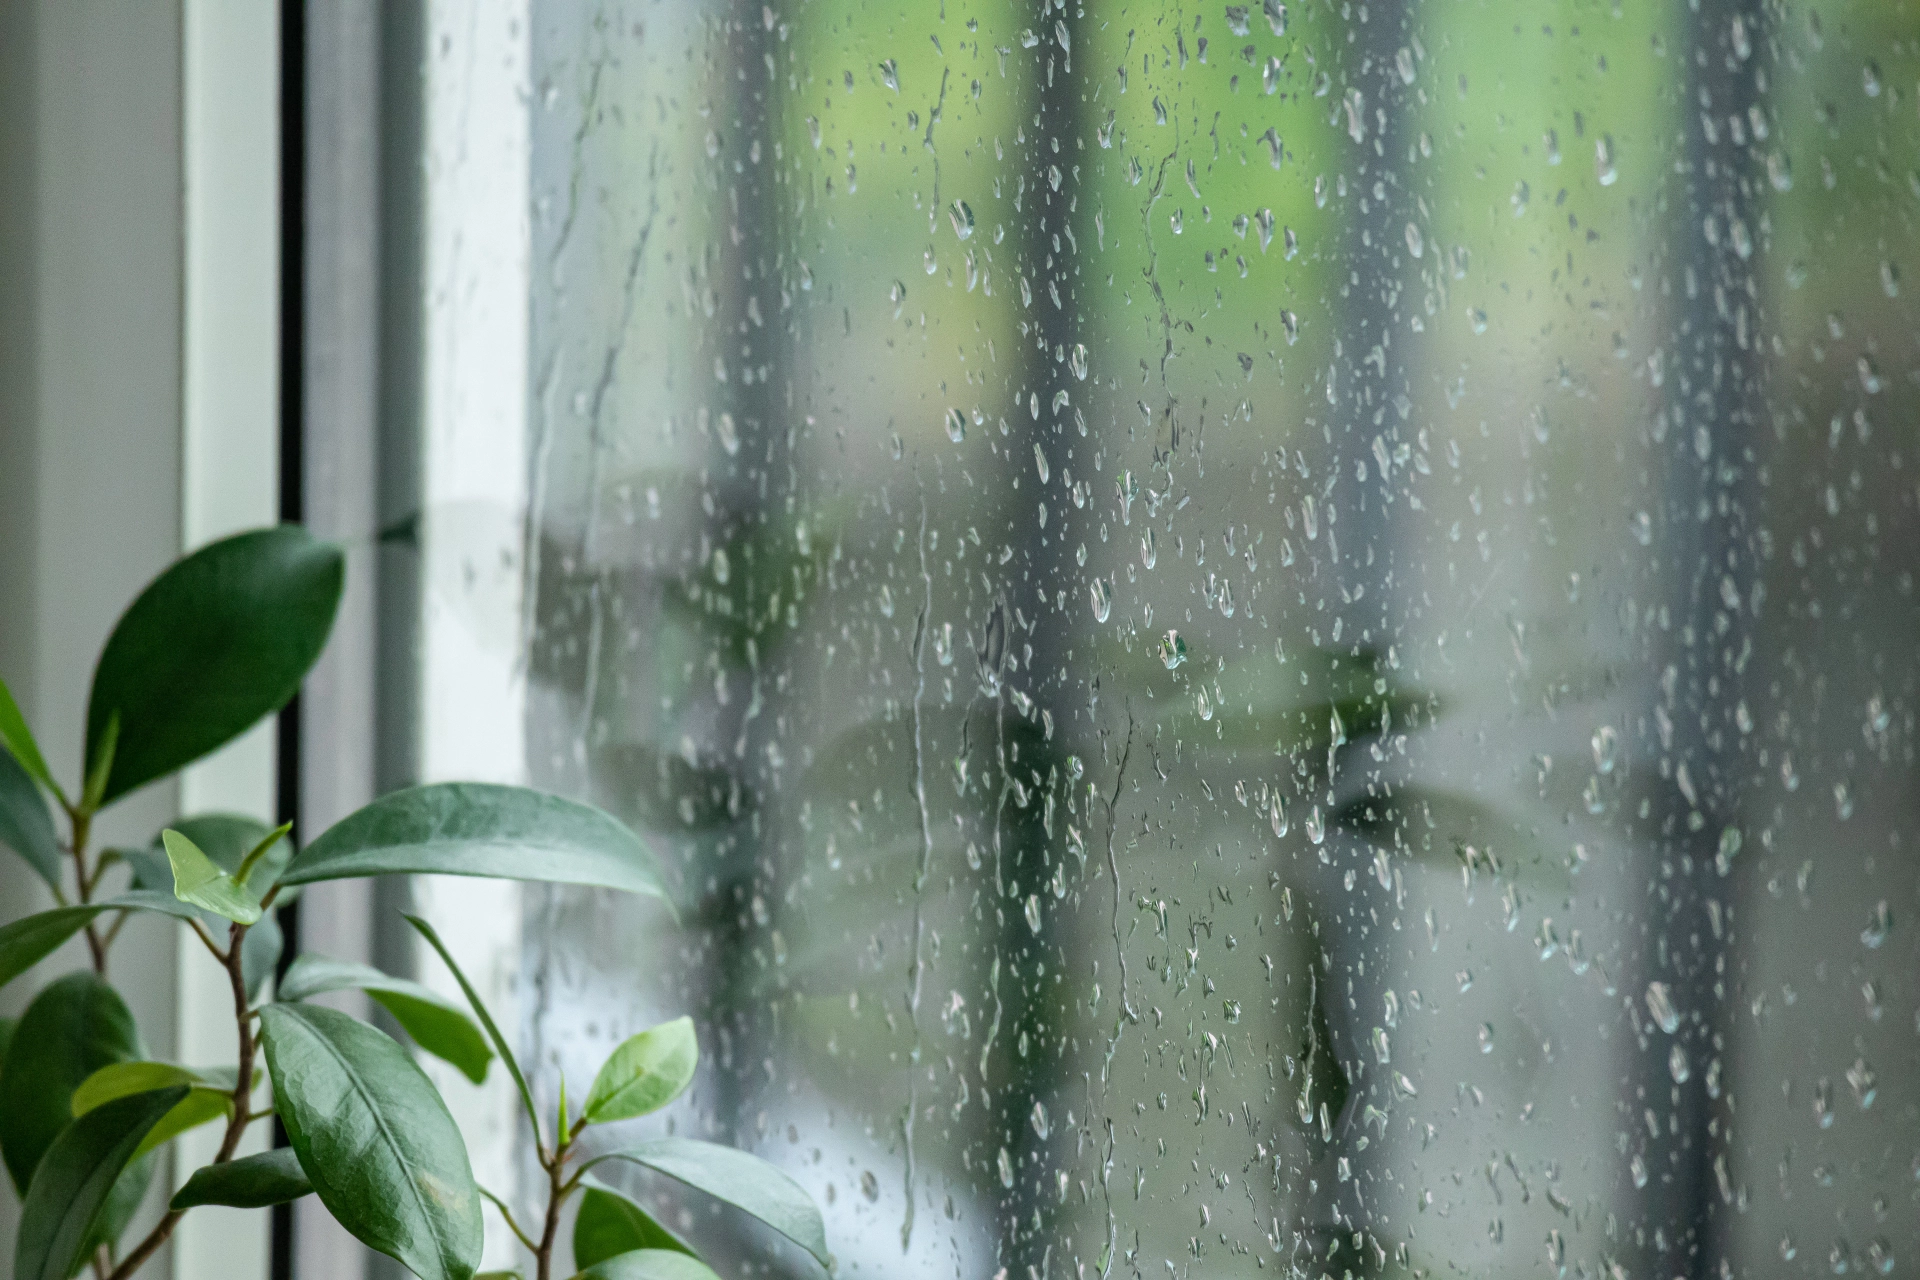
[
  {"left": 0, "top": 4, "right": 188, "bottom": 1278},
  {"left": 0, "top": 3, "right": 278, "bottom": 1277}
]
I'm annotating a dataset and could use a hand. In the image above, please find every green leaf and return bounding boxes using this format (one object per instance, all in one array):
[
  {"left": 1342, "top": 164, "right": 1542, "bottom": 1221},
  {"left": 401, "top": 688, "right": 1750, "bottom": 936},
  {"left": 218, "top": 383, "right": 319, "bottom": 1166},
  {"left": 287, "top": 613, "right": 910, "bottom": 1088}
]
[
  {"left": 280, "top": 783, "right": 667, "bottom": 904},
  {"left": 12, "top": 1086, "right": 187, "bottom": 1280},
  {"left": 242, "top": 908, "right": 285, "bottom": 1002},
  {"left": 582, "top": 1139, "right": 828, "bottom": 1267},
  {"left": 0, "top": 894, "right": 199, "bottom": 992},
  {"left": 135, "top": 814, "right": 298, "bottom": 895},
  {"left": 575, "top": 1250, "right": 724, "bottom": 1280},
  {"left": 573, "top": 1182, "right": 696, "bottom": 1270},
  {"left": 171, "top": 1147, "right": 312, "bottom": 1210},
  {"left": 80, "top": 712, "right": 118, "bottom": 813},
  {"left": 71, "top": 1061, "right": 236, "bottom": 1158},
  {"left": 0, "top": 973, "right": 145, "bottom": 1196},
  {"left": 0, "top": 748, "right": 62, "bottom": 891},
  {"left": 260, "top": 1002, "right": 482, "bottom": 1280},
  {"left": 71, "top": 1060, "right": 210, "bottom": 1111},
  {"left": 279, "top": 954, "right": 493, "bottom": 1085},
  {"left": 124, "top": 816, "right": 296, "bottom": 998},
  {"left": 163, "top": 828, "right": 263, "bottom": 924},
  {"left": 582, "top": 1018, "right": 697, "bottom": 1125},
  {"left": 88, "top": 1151, "right": 157, "bottom": 1265},
  {"left": 85, "top": 525, "right": 344, "bottom": 807},
  {"left": 403, "top": 915, "right": 539, "bottom": 1143},
  {"left": 474, "top": 1273, "right": 525, "bottom": 1280},
  {"left": 0, "top": 1016, "right": 13, "bottom": 1064},
  {"left": 0, "top": 908, "right": 110, "bottom": 994},
  {"left": 0, "top": 675, "right": 61, "bottom": 800}
]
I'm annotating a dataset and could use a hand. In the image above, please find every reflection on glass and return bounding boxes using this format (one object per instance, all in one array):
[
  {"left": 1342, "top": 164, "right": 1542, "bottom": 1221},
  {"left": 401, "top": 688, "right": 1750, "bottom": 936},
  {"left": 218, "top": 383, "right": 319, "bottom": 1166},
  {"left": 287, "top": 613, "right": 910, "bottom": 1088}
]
[{"left": 424, "top": 2, "right": 1920, "bottom": 1277}]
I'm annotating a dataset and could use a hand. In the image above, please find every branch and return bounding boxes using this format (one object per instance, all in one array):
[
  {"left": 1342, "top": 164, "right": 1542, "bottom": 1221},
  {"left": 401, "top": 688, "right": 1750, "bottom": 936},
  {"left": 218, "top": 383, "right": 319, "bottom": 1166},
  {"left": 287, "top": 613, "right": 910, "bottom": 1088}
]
[
  {"left": 106, "top": 921, "right": 259, "bottom": 1280},
  {"left": 480, "top": 1186, "right": 539, "bottom": 1253}
]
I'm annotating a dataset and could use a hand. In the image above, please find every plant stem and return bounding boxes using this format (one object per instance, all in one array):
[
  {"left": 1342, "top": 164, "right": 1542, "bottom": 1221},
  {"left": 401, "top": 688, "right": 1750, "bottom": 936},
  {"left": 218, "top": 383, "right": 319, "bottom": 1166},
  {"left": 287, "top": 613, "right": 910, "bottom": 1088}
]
[
  {"left": 534, "top": 1145, "right": 567, "bottom": 1280},
  {"left": 68, "top": 808, "right": 108, "bottom": 975},
  {"left": 105, "top": 921, "right": 258, "bottom": 1280}
]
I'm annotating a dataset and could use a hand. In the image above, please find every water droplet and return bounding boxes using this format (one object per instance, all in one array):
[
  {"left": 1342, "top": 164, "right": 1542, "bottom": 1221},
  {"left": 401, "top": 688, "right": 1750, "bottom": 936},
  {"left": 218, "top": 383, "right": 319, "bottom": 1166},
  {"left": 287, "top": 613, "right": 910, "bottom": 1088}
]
[
  {"left": 1861, "top": 900, "right": 1891, "bottom": 948},
  {"left": 1024, "top": 893, "right": 1043, "bottom": 933},
  {"left": 1596, "top": 135, "right": 1617, "bottom": 186},
  {"left": 1669, "top": 1044, "right": 1690, "bottom": 1083},
  {"left": 1069, "top": 343, "right": 1088, "bottom": 380},
  {"left": 1030, "top": 1100, "right": 1050, "bottom": 1139},
  {"left": 878, "top": 58, "right": 898, "bottom": 91},
  {"left": 711, "top": 548, "right": 731, "bottom": 585},
  {"left": 1478, "top": 1023, "right": 1494, "bottom": 1054},
  {"left": 1264, "top": 0, "right": 1287, "bottom": 35},
  {"left": 1847, "top": 1057, "right": 1877, "bottom": 1108},
  {"left": 1224, "top": 5, "right": 1251, "bottom": 36},
  {"left": 1159, "top": 630, "right": 1188, "bottom": 670},
  {"left": 1270, "top": 793, "right": 1288, "bottom": 838},
  {"left": 1089, "top": 577, "right": 1112, "bottom": 623},
  {"left": 1305, "top": 805, "right": 1325, "bottom": 845},
  {"left": 996, "top": 1146, "right": 1014, "bottom": 1188},
  {"left": 1592, "top": 724, "right": 1618, "bottom": 773},
  {"left": 1716, "top": 826, "right": 1742, "bottom": 875},
  {"left": 1033, "top": 443, "right": 1050, "bottom": 484},
  {"left": 860, "top": 1169, "right": 880, "bottom": 1201},
  {"left": 945, "top": 407, "right": 966, "bottom": 443},
  {"left": 1646, "top": 981, "right": 1681, "bottom": 1034},
  {"left": 949, "top": 199, "right": 974, "bottom": 240},
  {"left": 1140, "top": 527, "right": 1156, "bottom": 569}
]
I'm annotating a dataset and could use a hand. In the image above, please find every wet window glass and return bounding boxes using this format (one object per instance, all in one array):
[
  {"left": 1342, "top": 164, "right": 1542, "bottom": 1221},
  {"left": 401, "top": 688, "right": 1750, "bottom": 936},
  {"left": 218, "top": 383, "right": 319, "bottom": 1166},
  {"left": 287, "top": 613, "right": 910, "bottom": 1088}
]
[{"left": 414, "top": 3, "right": 1919, "bottom": 1277}]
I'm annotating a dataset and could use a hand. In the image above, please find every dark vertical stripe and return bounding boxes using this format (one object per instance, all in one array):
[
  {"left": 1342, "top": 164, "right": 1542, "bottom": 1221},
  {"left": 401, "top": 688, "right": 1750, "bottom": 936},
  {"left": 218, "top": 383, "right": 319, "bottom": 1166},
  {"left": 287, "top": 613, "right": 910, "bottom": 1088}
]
[{"left": 271, "top": 3, "right": 306, "bottom": 1278}]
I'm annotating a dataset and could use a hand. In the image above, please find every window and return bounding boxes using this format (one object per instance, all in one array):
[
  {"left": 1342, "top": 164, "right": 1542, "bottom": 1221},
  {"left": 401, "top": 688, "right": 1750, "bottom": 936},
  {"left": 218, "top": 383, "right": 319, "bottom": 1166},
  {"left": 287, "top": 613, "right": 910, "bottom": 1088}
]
[{"left": 404, "top": 3, "right": 1918, "bottom": 1277}]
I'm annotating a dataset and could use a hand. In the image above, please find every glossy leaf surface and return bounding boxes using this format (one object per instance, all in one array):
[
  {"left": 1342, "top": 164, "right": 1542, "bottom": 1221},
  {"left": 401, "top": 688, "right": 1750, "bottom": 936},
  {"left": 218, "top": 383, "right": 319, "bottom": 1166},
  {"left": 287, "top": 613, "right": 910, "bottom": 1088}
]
[
  {"left": 575, "top": 1250, "right": 724, "bottom": 1280},
  {"left": 12, "top": 1086, "right": 186, "bottom": 1280},
  {"left": 0, "top": 972, "right": 144, "bottom": 1195},
  {"left": 281, "top": 783, "right": 666, "bottom": 901},
  {"left": 0, "top": 748, "right": 61, "bottom": 890},
  {"left": 0, "top": 894, "right": 203, "bottom": 992},
  {"left": 171, "top": 1147, "right": 313, "bottom": 1210},
  {"left": 72, "top": 1061, "right": 237, "bottom": 1157},
  {"left": 261, "top": 1002, "right": 481, "bottom": 1280},
  {"left": 279, "top": 953, "right": 493, "bottom": 1084},
  {"left": 85, "top": 526, "right": 343, "bottom": 805},
  {"left": 163, "top": 828, "right": 262, "bottom": 924},
  {"left": 582, "top": 1018, "right": 697, "bottom": 1125},
  {"left": 573, "top": 1182, "right": 696, "bottom": 1270},
  {"left": 0, "top": 675, "right": 59, "bottom": 798},
  {"left": 583, "top": 1138, "right": 828, "bottom": 1266}
]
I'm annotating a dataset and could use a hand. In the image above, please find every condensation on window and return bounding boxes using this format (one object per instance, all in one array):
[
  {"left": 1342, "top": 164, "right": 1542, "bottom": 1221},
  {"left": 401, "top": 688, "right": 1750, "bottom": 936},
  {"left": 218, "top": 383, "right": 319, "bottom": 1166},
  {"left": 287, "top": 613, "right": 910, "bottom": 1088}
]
[{"left": 425, "top": 1, "right": 1919, "bottom": 1276}]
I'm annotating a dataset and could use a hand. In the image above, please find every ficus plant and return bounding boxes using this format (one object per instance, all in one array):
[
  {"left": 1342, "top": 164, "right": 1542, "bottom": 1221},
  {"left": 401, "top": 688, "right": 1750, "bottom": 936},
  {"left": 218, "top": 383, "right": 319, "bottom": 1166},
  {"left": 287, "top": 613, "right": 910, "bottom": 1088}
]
[{"left": 0, "top": 527, "right": 827, "bottom": 1280}]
